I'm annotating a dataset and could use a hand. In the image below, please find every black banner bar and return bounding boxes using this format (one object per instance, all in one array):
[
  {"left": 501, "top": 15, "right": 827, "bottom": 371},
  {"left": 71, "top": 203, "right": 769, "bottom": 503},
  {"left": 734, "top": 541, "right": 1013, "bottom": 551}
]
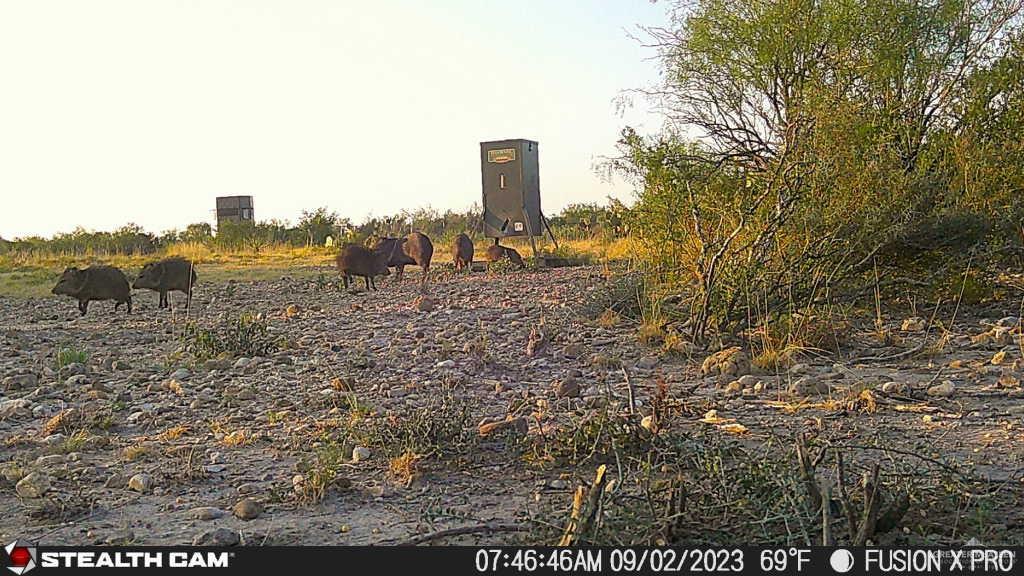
[{"left": 3, "top": 546, "right": 1022, "bottom": 575}]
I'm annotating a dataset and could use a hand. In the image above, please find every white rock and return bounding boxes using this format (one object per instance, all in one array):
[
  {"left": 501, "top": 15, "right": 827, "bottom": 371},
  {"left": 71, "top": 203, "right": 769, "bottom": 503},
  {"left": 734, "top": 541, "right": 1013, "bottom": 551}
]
[
  {"left": 351, "top": 446, "right": 371, "bottom": 462},
  {"left": 927, "top": 380, "right": 956, "bottom": 397},
  {"left": 15, "top": 472, "right": 50, "bottom": 498}
]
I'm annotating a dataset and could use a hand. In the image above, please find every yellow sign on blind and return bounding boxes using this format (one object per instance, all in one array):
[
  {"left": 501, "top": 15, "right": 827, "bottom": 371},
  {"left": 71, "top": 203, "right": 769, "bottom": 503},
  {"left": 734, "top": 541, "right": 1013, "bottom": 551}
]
[{"left": 487, "top": 148, "right": 516, "bottom": 163}]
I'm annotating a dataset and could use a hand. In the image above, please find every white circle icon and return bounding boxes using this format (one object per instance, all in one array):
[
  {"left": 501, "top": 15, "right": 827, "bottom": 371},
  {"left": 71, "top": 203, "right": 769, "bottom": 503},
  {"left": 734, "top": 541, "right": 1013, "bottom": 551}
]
[{"left": 830, "top": 549, "right": 854, "bottom": 573}]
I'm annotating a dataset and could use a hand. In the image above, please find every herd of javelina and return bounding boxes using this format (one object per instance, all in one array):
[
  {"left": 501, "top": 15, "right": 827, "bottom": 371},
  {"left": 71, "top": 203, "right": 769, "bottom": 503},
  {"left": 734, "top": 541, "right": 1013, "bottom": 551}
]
[{"left": 49, "top": 233, "right": 525, "bottom": 315}]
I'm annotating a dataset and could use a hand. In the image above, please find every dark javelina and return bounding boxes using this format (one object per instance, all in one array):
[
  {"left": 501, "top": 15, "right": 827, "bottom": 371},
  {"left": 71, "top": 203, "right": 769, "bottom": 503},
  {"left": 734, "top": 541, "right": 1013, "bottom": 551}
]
[
  {"left": 336, "top": 244, "right": 391, "bottom": 291},
  {"left": 451, "top": 233, "right": 474, "bottom": 272},
  {"left": 132, "top": 257, "right": 197, "bottom": 310},
  {"left": 485, "top": 244, "right": 525, "bottom": 268},
  {"left": 51, "top": 266, "right": 132, "bottom": 316},
  {"left": 374, "top": 232, "right": 434, "bottom": 286}
]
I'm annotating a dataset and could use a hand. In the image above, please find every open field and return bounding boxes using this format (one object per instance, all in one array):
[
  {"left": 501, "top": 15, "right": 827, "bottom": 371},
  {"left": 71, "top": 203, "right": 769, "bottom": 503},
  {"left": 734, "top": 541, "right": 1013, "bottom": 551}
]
[
  {"left": 1, "top": 263, "right": 1023, "bottom": 546},
  {"left": 0, "top": 237, "right": 635, "bottom": 299}
]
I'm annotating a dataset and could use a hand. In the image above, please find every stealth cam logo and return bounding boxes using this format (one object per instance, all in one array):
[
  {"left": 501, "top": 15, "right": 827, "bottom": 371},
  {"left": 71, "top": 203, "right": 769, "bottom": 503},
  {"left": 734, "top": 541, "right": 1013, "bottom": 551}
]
[{"left": 3, "top": 541, "right": 36, "bottom": 575}]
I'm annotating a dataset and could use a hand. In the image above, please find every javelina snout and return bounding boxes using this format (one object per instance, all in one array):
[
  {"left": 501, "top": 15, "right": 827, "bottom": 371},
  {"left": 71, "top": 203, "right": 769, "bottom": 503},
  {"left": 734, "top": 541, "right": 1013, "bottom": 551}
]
[
  {"left": 133, "top": 257, "right": 198, "bottom": 310},
  {"left": 51, "top": 265, "right": 132, "bottom": 316},
  {"left": 337, "top": 244, "right": 391, "bottom": 291}
]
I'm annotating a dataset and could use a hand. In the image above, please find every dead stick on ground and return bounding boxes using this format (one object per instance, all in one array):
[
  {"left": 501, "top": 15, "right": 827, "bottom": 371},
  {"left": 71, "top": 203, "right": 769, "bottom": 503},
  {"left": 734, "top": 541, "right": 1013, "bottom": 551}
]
[
  {"left": 821, "top": 480, "right": 833, "bottom": 546},
  {"left": 558, "top": 464, "right": 608, "bottom": 546},
  {"left": 796, "top": 435, "right": 822, "bottom": 513},
  {"left": 854, "top": 463, "right": 882, "bottom": 545},
  {"left": 622, "top": 367, "right": 636, "bottom": 415},
  {"left": 835, "top": 451, "right": 858, "bottom": 537},
  {"left": 387, "top": 522, "right": 527, "bottom": 546}
]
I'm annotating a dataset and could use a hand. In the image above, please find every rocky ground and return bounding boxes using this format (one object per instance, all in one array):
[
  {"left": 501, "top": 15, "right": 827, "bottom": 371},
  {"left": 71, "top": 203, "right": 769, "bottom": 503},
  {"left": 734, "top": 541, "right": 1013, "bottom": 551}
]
[{"left": 1, "top": 265, "right": 1023, "bottom": 546}]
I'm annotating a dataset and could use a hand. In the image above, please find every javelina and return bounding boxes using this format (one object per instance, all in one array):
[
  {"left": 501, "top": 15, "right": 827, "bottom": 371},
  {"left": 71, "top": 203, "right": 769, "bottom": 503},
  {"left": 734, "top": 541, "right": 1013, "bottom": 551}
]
[
  {"left": 51, "top": 266, "right": 132, "bottom": 316},
  {"left": 374, "top": 232, "right": 434, "bottom": 286},
  {"left": 132, "top": 257, "right": 197, "bottom": 310},
  {"left": 336, "top": 244, "right": 391, "bottom": 291},
  {"left": 485, "top": 244, "right": 525, "bottom": 268},
  {"left": 452, "top": 233, "right": 474, "bottom": 272}
]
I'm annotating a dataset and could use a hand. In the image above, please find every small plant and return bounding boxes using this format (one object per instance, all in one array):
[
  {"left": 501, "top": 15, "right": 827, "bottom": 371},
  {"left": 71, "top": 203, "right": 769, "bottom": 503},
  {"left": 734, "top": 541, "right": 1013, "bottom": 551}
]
[
  {"left": 180, "top": 312, "right": 280, "bottom": 362},
  {"left": 55, "top": 347, "right": 88, "bottom": 371}
]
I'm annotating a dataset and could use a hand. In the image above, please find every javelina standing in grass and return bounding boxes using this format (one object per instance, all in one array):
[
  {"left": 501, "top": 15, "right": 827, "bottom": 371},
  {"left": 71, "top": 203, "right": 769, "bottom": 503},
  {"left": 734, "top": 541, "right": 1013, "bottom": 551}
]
[
  {"left": 374, "top": 232, "right": 434, "bottom": 287},
  {"left": 485, "top": 244, "right": 525, "bottom": 268},
  {"left": 336, "top": 244, "right": 391, "bottom": 291},
  {"left": 51, "top": 266, "right": 132, "bottom": 316},
  {"left": 132, "top": 257, "right": 197, "bottom": 310},
  {"left": 452, "top": 233, "right": 474, "bottom": 272}
]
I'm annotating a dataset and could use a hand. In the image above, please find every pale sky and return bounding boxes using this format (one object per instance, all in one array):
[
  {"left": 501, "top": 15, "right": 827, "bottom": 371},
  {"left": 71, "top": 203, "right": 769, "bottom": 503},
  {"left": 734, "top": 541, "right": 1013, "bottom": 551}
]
[{"left": 0, "top": 1, "right": 667, "bottom": 239}]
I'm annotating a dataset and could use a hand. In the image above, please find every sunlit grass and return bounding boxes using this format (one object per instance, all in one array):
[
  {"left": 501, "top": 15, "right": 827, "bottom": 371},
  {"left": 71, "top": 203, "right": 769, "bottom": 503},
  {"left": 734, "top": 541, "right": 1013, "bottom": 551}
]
[{"left": 0, "top": 235, "right": 631, "bottom": 298}]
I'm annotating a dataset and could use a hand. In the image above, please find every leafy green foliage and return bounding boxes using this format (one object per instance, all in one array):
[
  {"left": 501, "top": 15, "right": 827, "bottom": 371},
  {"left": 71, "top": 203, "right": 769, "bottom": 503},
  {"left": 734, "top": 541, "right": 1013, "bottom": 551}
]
[{"left": 180, "top": 313, "right": 280, "bottom": 362}]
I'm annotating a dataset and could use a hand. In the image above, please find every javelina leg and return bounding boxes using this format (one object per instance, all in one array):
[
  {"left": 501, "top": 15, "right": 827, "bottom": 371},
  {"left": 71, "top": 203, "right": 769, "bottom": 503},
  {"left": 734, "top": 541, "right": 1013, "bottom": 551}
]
[
  {"left": 365, "top": 276, "right": 372, "bottom": 291},
  {"left": 342, "top": 274, "right": 350, "bottom": 290},
  {"left": 126, "top": 297, "right": 132, "bottom": 314},
  {"left": 160, "top": 291, "right": 168, "bottom": 309},
  {"left": 115, "top": 302, "right": 121, "bottom": 311},
  {"left": 78, "top": 300, "right": 88, "bottom": 316}
]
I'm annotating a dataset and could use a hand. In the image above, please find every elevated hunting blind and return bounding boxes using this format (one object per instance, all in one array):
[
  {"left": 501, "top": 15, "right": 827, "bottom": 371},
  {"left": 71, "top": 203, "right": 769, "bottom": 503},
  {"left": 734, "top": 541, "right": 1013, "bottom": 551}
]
[
  {"left": 215, "top": 196, "right": 254, "bottom": 227},
  {"left": 480, "top": 139, "right": 557, "bottom": 259}
]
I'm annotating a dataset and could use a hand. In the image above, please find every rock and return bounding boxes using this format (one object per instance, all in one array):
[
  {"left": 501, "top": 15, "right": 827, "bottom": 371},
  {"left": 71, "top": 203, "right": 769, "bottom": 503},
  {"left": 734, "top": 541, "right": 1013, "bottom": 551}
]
[
  {"left": 563, "top": 344, "right": 584, "bottom": 358},
  {"left": 0, "top": 462, "right": 26, "bottom": 483},
  {"left": 991, "top": 350, "right": 1008, "bottom": 365},
  {"left": 478, "top": 417, "right": 528, "bottom": 437},
  {"left": 435, "top": 360, "right": 455, "bottom": 369},
  {"left": 789, "top": 377, "right": 830, "bottom": 396},
  {"left": 61, "top": 363, "right": 87, "bottom": 377},
  {"left": 737, "top": 375, "right": 759, "bottom": 387},
  {"left": 15, "top": 472, "right": 50, "bottom": 498},
  {"left": 169, "top": 368, "right": 191, "bottom": 380},
  {"left": 203, "top": 358, "right": 232, "bottom": 371},
  {"left": 285, "top": 304, "right": 301, "bottom": 317},
  {"left": 700, "top": 347, "right": 750, "bottom": 378},
  {"left": 997, "top": 370, "right": 1020, "bottom": 389},
  {"left": 414, "top": 296, "right": 435, "bottom": 312},
  {"left": 723, "top": 380, "right": 743, "bottom": 396},
  {"left": 2, "top": 373, "right": 38, "bottom": 391},
  {"left": 553, "top": 377, "right": 580, "bottom": 398},
  {"left": 901, "top": 317, "right": 926, "bottom": 332},
  {"left": 927, "top": 380, "right": 956, "bottom": 398},
  {"left": 0, "top": 398, "right": 32, "bottom": 419},
  {"left": 351, "top": 446, "right": 371, "bottom": 462},
  {"left": 789, "top": 363, "right": 809, "bottom": 375},
  {"left": 127, "top": 473, "right": 153, "bottom": 493},
  {"left": 192, "top": 528, "right": 240, "bottom": 546},
  {"left": 65, "top": 374, "right": 89, "bottom": 387},
  {"left": 996, "top": 316, "right": 1020, "bottom": 328},
  {"left": 233, "top": 357, "right": 252, "bottom": 370},
  {"left": 190, "top": 507, "right": 225, "bottom": 521},
  {"left": 641, "top": 415, "right": 657, "bottom": 432},
  {"left": 237, "top": 482, "right": 260, "bottom": 495},
  {"left": 34, "top": 454, "right": 64, "bottom": 468},
  {"left": 881, "top": 381, "right": 907, "bottom": 394},
  {"left": 637, "top": 356, "right": 660, "bottom": 370},
  {"left": 232, "top": 498, "right": 263, "bottom": 520}
]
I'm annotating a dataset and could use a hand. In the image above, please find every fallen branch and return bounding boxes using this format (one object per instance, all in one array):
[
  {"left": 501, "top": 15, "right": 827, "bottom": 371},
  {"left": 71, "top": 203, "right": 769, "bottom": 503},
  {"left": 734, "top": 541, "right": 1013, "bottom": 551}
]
[{"left": 386, "top": 522, "right": 527, "bottom": 546}]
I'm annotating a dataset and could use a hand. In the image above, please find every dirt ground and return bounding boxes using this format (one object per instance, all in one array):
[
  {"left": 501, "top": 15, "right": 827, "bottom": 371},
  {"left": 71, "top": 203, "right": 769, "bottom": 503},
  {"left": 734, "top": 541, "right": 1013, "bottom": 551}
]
[{"left": 1, "top": 265, "right": 1022, "bottom": 546}]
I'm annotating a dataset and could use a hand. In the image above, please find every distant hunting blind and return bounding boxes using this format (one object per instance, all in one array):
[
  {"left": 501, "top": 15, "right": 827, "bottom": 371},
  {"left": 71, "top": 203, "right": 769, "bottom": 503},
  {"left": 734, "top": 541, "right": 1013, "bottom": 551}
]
[
  {"left": 215, "top": 196, "right": 254, "bottom": 226},
  {"left": 479, "top": 139, "right": 557, "bottom": 258}
]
